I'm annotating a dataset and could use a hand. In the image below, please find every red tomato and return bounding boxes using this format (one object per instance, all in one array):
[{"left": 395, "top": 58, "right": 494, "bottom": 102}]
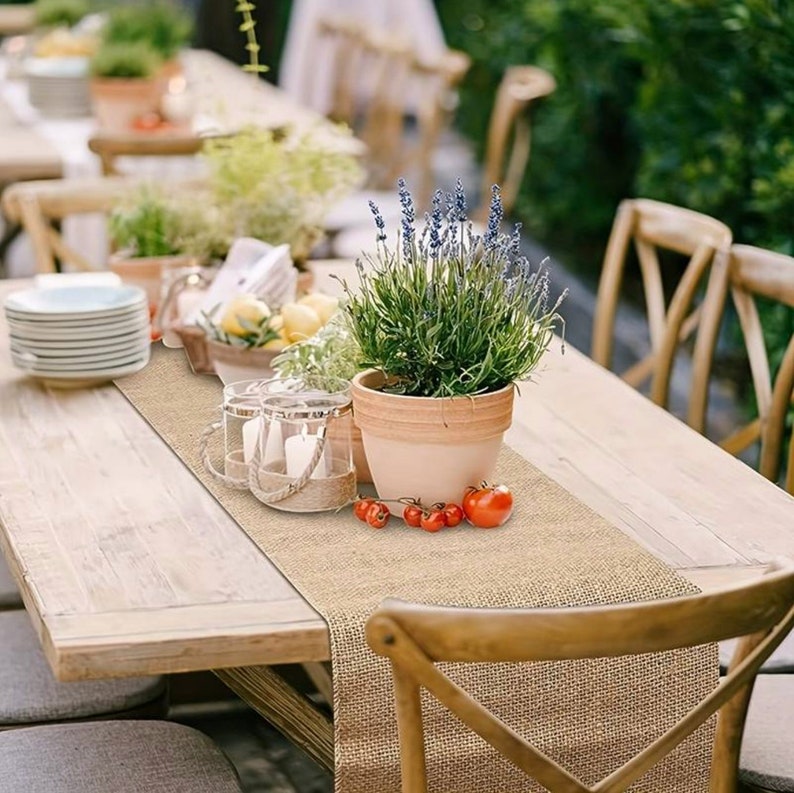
[
  {"left": 462, "top": 484, "right": 513, "bottom": 528},
  {"left": 403, "top": 504, "right": 423, "bottom": 527},
  {"left": 366, "top": 501, "right": 390, "bottom": 529},
  {"left": 131, "top": 112, "right": 163, "bottom": 131},
  {"left": 353, "top": 498, "right": 375, "bottom": 522},
  {"left": 420, "top": 509, "right": 446, "bottom": 533},
  {"left": 441, "top": 502, "right": 464, "bottom": 527}
]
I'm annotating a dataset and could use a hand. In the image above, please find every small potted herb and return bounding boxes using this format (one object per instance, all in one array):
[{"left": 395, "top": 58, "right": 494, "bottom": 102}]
[
  {"left": 34, "top": 0, "right": 89, "bottom": 30},
  {"left": 342, "top": 179, "right": 565, "bottom": 505},
  {"left": 89, "top": 41, "right": 162, "bottom": 131},
  {"left": 102, "top": 1, "right": 193, "bottom": 78}
]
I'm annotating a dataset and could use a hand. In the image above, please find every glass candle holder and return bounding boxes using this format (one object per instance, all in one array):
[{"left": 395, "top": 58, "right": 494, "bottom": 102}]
[{"left": 251, "top": 376, "right": 356, "bottom": 512}]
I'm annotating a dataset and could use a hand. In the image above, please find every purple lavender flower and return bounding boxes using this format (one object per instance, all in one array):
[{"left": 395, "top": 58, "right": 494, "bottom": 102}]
[
  {"left": 429, "top": 190, "right": 443, "bottom": 256},
  {"left": 453, "top": 178, "right": 467, "bottom": 222},
  {"left": 398, "top": 178, "right": 415, "bottom": 259},
  {"left": 483, "top": 185, "right": 503, "bottom": 250},
  {"left": 369, "top": 200, "right": 387, "bottom": 243}
]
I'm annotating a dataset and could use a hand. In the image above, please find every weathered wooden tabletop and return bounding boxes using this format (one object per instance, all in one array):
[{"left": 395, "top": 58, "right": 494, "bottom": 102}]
[{"left": 0, "top": 262, "right": 792, "bottom": 684}]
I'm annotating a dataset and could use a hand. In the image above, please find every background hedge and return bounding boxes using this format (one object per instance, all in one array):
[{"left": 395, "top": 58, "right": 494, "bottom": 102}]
[{"left": 435, "top": 0, "right": 793, "bottom": 376}]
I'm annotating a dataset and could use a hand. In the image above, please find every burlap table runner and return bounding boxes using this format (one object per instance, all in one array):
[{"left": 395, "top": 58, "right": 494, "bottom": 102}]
[{"left": 117, "top": 346, "right": 717, "bottom": 793}]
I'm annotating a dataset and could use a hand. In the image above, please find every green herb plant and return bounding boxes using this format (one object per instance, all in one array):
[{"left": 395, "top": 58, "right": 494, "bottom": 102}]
[
  {"left": 34, "top": 0, "right": 89, "bottom": 28},
  {"left": 341, "top": 180, "right": 566, "bottom": 398},
  {"left": 197, "top": 308, "right": 279, "bottom": 349},
  {"left": 90, "top": 41, "right": 161, "bottom": 79},
  {"left": 272, "top": 313, "right": 361, "bottom": 381},
  {"left": 102, "top": 1, "right": 193, "bottom": 61},
  {"left": 202, "top": 126, "right": 364, "bottom": 262},
  {"left": 109, "top": 186, "right": 228, "bottom": 263}
]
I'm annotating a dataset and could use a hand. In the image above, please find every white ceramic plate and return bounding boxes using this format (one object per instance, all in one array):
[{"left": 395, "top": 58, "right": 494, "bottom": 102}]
[
  {"left": 12, "top": 348, "right": 150, "bottom": 376},
  {"left": 9, "top": 329, "right": 151, "bottom": 354},
  {"left": 4, "top": 285, "right": 147, "bottom": 318},
  {"left": 12, "top": 348, "right": 148, "bottom": 371},
  {"left": 11, "top": 341, "right": 149, "bottom": 367},
  {"left": 4, "top": 302, "right": 148, "bottom": 326},
  {"left": 24, "top": 356, "right": 151, "bottom": 389},
  {"left": 7, "top": 316, "right": 150, "bottom": 341}
]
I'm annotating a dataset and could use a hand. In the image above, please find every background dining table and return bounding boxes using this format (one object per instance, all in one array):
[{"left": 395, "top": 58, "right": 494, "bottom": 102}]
[
  {"left": 0, "top": 48, "right": 361, "bottom": 274},
  {"left": 0, "top": 259, "right": 792, "bottom": 773}
]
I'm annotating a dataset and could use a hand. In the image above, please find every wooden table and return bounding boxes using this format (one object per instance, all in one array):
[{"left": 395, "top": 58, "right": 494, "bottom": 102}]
[{"left": 0, "top": 262, "right": 793, "bottom": 765}]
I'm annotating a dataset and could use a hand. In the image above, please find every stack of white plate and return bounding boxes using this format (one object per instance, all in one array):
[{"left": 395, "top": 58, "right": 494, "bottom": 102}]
[
  {"left": 5, "top": 285, "right": 151, "bottom": 388},
  {"left": 25, "top": 57, "right": 91, "bottom": 118}
]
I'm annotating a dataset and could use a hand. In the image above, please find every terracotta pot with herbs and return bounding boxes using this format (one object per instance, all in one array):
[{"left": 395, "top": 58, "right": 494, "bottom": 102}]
[{"left": 341, "top": 179, "right": 565, "bottom": 505}]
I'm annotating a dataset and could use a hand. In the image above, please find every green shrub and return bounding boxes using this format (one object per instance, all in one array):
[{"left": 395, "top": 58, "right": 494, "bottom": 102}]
[{"left": 90, "top": 41, "right": 160, "bottom": 79}]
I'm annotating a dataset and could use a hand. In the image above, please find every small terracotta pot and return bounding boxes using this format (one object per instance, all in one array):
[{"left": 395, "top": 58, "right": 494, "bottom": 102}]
[
  {"left": 350, "top": 423, "right": 372, "bottom": 484},
  {"left": 90, "top": 77, "right": 162, "bottom": 132},
  {"left": 350, "top": 370, "right": 514, "bottom": 505},
  {"left": 206, "top": 339, "right": 280, "bottom": 386}
]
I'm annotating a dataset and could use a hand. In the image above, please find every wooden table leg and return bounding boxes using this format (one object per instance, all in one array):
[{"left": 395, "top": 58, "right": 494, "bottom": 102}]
[
  {"left": 213, "top": 665, "right": 334, "bottom": 772},
  {"left": 302, "top": 661, "right": 333, "bottom": 706}
]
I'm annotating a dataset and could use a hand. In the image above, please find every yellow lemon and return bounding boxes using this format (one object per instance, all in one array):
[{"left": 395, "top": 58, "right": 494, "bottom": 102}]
[
  {"left": 220, "top": 296, "right": 271, "bottom": 337},
  {"left": 298, "top": 293, "right": 339, "bottom": 325},
  {"left": 281, "top": 302, "right": 322, "bottom": 342}
]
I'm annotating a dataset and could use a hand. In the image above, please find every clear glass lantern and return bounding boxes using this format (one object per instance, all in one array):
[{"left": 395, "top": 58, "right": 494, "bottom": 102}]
[{"left": 251, "top": 376, "right": 356, "bottom": 512}]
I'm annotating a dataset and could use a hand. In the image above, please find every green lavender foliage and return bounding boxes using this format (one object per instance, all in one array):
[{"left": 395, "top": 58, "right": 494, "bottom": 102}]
[
  {"left": 102, "top": 1, "right": 193, "bottom": 61},
  {"left": 341, "top": 181, "right": 565, "bottom": 398},
  {"left": 90, "top": 41, "right": 160, "bottom": 79},
  {"left": 34, "top": 0, "right": 89, "bottom": 28}
]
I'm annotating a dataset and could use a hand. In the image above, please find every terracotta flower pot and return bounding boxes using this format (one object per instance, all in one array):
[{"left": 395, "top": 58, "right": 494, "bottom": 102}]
[
  {"left": 206, "top": 339, "right": 280, "bottom": 386},
  {"left": 350, "top": 370, "right": 514, "bottom": 505},
  {"left": 90, "top": 77, "right": 161, "bottom": 132}
]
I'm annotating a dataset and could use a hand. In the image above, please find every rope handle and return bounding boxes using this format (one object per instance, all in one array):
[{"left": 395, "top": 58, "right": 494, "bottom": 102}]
[
  {"left": 249, "top": 423, "right": 328, "bottom": 505},
  {"left": 199, "top": 417, "right": 250, "bottom": 490}
]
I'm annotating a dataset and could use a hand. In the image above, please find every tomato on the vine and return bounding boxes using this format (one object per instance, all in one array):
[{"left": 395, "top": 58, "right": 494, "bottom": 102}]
[
  {"left": 353, "top": 498, "right": 375, "bottom": 522},
  {"left": 462, "top": 484, "right": 513, "bottom": 528},
  {"left": 366, "top": 501, "right": 390, "bottom": 529},
  {"left": 420, "top": 509, "right": 446, "bottom": 533},
  {"left": 441, "top": 503, "right": 464, "bottom": 527},
  {"left": 403, "top": 504, "right": 423, "bottom": 527}
]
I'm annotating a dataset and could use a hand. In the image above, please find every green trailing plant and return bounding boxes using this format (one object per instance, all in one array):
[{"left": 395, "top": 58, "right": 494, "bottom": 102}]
[
  {"left": 102, "top": 1, "right": 193, "bottom": 61},
  {"left": 234, "top": 0, "right": 267, "bottom": 75},
  {"left": 272, "top": 313, "right": 361, "bottom": 381},
  {"left": 34, "top": 0, "right": 89, "bottom": 28},
  {"left": 202, "top": 126, "right": 364, "bottom": 261},
  {"left": 340, "top": 180, "right": 566, "bottom": 398},
  {"left": 90, "top": 41, "right": 161, "bottom": 79}
]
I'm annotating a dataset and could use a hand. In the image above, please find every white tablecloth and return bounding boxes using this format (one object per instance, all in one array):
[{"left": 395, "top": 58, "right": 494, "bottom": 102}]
[{"left": 279, "top": 0, "right": 446, "bottom": 114}]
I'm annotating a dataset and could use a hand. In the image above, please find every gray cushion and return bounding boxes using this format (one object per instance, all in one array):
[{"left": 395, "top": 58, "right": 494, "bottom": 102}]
[
  {"left": 740, "top": 675, "right": 794, "bottom": 792},
  {"left": 721, "top": 630, "right": 794, "bottom": 673},
  {"left": 0, "top": 555, "right": 22, "bottom": 610},
  {"left": 0, "top": 611, "right": 165, "bottom": 724},
  {"left": 0, "top": 720, "right": 243, "bottom": 792}
]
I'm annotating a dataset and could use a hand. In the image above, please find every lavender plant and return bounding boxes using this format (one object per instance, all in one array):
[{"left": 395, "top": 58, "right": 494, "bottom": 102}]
[{"left": 340, "top": 179, "right": 566, "bottom": 398}]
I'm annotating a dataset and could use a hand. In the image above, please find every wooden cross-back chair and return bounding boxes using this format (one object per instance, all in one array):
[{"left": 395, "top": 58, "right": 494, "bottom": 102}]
[
  {"left": 687, "top": 244, "right": 794, "bottom": 493},
  {"left": 367, "top": 560, "right": 794, "bottom": 793},
  {"left": 474, "top": 65, "right": 556, "bottom": 223},
  {"left": 592, "top": 199, "right": 732, "bottom": 403},
  {"left": 315, "top": 17, "right": 366, "bottom": 127}
]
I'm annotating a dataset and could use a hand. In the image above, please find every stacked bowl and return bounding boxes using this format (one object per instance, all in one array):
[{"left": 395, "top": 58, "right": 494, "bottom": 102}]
[{"left": 5, "top": 285, "right": 151, "bottom": 388}]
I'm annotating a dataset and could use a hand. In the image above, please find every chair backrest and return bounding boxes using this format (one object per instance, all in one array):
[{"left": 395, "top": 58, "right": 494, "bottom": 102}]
[
  {"left": 366, "top": 560, "right": 794, "bottom": 793},
  {"left": 475, "top": 65, "right": 556, "bottom": 221},
  {"left": 315, "top": 17, "right": 366, "bottom": 126},
  {"left": 88, "top": 133, "right": 207, "bottom": 177},
  {"left": 688, "top": 244, "right": 794, "bottom": 492},
  {"left": 591, "top": 198, "right": 732, "bottom": 405}
]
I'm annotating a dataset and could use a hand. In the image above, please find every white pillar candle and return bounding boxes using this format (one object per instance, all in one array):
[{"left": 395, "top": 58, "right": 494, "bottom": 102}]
[
  {"left": 284, "top": 429, "right": 327, "bottom": 480},
  {"left": 242, "top": 416, "right": 262, "bottom": 464}
]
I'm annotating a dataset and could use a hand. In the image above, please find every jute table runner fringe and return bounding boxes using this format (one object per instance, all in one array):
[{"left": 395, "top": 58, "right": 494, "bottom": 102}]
[{"left": 117, "top": 346, "right": 717, "bottom": 793}]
